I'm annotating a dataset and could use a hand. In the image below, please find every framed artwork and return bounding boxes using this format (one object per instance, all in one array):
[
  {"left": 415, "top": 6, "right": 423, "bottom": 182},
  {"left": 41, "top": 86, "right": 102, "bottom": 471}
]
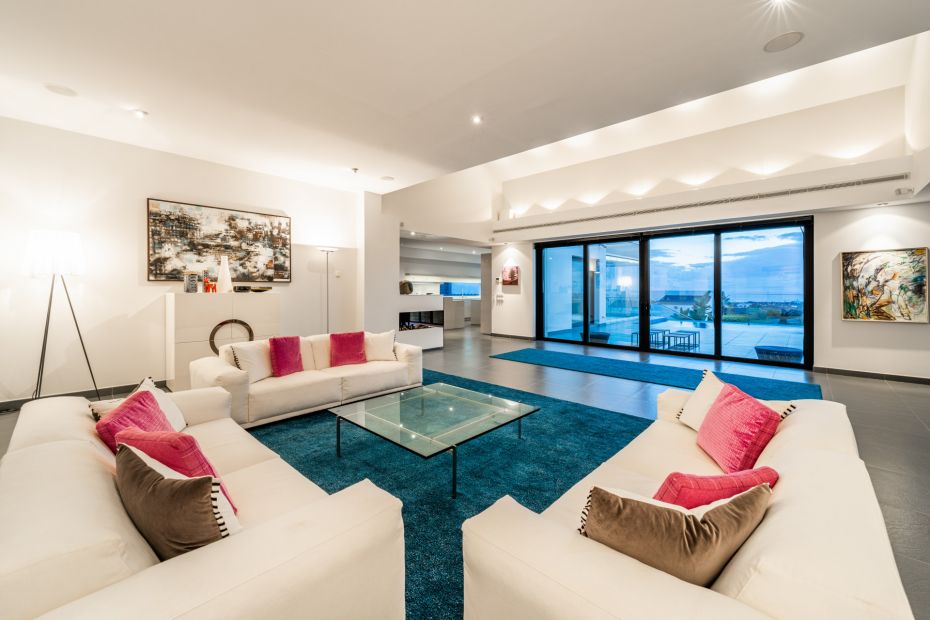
[
  {"left": 841, "top": 247, "right": 928, "bottom": 322},
  {"left": 147, "top": 198, "right": 291, "bottom": 282},
  {"left": 502, "top": 265, "right": 520, "bottom": 286}
]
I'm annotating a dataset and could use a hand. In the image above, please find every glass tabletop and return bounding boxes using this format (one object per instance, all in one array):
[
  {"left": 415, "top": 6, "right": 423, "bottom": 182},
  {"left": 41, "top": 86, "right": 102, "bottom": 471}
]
[{"left": 330, "top": 383, "right": 539, "bottom": 457}]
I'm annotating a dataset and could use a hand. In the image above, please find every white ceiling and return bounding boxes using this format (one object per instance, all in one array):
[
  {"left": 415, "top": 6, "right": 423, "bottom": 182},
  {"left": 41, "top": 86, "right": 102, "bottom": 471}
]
[{"left": 2, "top": 0, "right": 929, "bottom": 193}]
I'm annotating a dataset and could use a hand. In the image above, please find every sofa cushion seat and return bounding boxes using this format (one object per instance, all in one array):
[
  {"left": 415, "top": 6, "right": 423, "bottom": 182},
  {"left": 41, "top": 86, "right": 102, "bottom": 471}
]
[
  {"left": 247, "top": 370, "right": 342, "bottom": 423},
  {"left": 5, "top": 396, "right": 105, "bottom": 454},
  {"left": 712, "top": 450, "right": 912, "bottom": 619},
  {"left": 183, "top": 418, "right": 278, "bottom": 475},
  {"left": 321, "top": 361, "right": 410, "bottom": 401},
  {"left": 755, "top": 399, "right": 858, "bottom": 468},
  {"left": 0, "top": 441, "right": 158, "bottom": 619},
  {"left": 543, "top": 465, "right": 659, "bottom": 529},
  {"left": 605, "top": 420, "right": 723, "bottom": 480},
  {"left": 221, "top": 458, "right": 329, "bottom": 527}
]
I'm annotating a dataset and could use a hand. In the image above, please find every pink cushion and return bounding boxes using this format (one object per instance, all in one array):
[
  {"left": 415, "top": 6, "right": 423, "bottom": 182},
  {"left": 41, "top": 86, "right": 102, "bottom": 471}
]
[
  {"left": 654, "top": 467, "right": 780, "bottom": 509},
  {"left": 330, "top": 331, "right": 367, "bottom": 367},
  {"left": 269, "top": 336, "right": 303, "bottom": 377},
  {"left": 95, "top": 391, "right": 173, "bottom": 453},
  {"left": 697, "top": 384, "right": 781, "bottom": 473},
  {"left": 115, "top": 428, "right": 237, "bottom": 513}
]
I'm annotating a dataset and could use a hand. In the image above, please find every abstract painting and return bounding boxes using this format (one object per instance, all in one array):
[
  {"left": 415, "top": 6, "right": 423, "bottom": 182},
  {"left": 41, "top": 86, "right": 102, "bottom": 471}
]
[
  {"left": 147, "top": 199, "right": 291, "bottom": 282},
  {"left": 502, "top": 265, "right": 520, "bottom": 286},
  {"left": 841, "top": 248, "right": 927, "bottom": 322}
]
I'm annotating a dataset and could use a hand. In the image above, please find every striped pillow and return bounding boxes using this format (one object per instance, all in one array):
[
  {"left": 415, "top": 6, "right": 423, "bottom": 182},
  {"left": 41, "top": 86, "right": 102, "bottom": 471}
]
[
  {"left": 697, "top": 383, "right": 781, "bottom": 473},
  {"left": 116, "top": 445, "right": 240, "bottom": 560},
  {"left": 115, "top": 428, "right": 237, "bottom": 513},
  {"left": 654, "top": 467, "right": 780, "bottom": 509}
]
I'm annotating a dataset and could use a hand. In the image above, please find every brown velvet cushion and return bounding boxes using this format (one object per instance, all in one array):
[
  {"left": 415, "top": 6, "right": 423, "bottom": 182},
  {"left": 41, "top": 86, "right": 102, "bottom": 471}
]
[
  {"left": 579, "top": 484, "right": 771, "bottom": 586},
  {"left": 115, "top": 445, "right": 223, "bottom": 560}
]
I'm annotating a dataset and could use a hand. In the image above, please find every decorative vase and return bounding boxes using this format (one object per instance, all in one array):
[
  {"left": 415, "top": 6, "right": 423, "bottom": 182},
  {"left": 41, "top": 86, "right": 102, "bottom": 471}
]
[{"left": 217, "top": 256, "right": 233, "bottom": 293}]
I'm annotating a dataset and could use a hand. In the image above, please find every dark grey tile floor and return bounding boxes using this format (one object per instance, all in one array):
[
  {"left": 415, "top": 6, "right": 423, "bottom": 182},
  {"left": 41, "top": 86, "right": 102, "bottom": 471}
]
[
  {"left": 0, "top": 327, "right": 926, "bottom": 616},
  {"left": 424, "top": 327, "right": 930, "bottom": 618}
]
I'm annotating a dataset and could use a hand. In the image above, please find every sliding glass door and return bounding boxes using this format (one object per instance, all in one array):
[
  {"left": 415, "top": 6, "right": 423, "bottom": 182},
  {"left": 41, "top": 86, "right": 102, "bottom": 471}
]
[
  {"left": 720, "top": 226, "right": 806, "bottom": 364},
  {"left": 542, "top": 245, "right": 584, "bottom": 341},
  {"left": 536, "top": 218, "right": 812, "bottom": 368},
  {"left": 587, "top": 241, "right": 640, "bottom": 345},
  {"left": 647, "top": 234, "right": 715, "bottom": 356}
]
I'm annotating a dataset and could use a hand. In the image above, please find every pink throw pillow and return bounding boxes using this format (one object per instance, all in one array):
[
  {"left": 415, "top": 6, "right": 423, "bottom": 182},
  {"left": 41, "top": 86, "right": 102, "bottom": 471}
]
[
  {"left": 115, "top": 428, "right": 237, "bottom": 513},
  {"left": 654, "top": 467, "right": 780, "bottom": 509},
  {"left": 697, "top": 384, "right": 781, "bottom": 473},
  {"left": 96, "top": 391, "right": 173, "bottom": 453},
  {"left": 269, "top": 336, "right": 303, "bottom": 377},
  {"left": 330, "top": 331, "right": 367, "bottom": 367}
]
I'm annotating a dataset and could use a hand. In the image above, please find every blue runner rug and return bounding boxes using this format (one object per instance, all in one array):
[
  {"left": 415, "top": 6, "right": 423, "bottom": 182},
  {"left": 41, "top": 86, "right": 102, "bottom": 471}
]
[
  {"left": 491, "top": 348, "right": 823, "bottom": 400},
  {"left": 250, "top": 369, "right": 651, "bottom": 620}
]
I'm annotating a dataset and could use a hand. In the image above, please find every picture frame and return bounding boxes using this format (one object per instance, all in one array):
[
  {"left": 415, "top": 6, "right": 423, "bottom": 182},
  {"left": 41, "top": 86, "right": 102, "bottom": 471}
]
[
  {"left": 147, "top": 198, "right": 291, "bottom": 283},
  {"left": 840, "top": 247, "right": 928, "bottom": 322},
  {"left": 502, "top": 265, "right": 520, "bottom": 286},
  {"left": 183, "top": 271, "right": 199, "bottom": 293}
]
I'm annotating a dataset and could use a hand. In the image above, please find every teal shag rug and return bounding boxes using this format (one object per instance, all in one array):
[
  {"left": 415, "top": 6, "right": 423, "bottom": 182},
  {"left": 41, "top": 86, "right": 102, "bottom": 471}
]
[
  {"left": 249, "top": 368, "right": 651, "bottom": 620},
  {"left": 491, "top": 348, "right": 823, "bottom": 400}
]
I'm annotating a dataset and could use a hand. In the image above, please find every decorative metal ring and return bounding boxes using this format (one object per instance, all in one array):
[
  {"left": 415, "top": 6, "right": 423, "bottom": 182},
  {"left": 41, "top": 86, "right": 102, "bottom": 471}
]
[{"left": 209, "top": 319, "right": 254, "bottom": 354}]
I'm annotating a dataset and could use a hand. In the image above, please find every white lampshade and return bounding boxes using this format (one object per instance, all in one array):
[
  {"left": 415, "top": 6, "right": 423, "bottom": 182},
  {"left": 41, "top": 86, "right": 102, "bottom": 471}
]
[{"left": 27, "top": 230, "right": 86, "bottom": 276}]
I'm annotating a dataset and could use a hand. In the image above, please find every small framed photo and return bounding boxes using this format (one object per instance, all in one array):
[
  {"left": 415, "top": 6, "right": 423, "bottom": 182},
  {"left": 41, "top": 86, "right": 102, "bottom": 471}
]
[
  {"left": 183, "top": 271, "right": 200, "bottom": 294},
  {"left": 502, "top": 265, "right": 520, "bottom": 286}
]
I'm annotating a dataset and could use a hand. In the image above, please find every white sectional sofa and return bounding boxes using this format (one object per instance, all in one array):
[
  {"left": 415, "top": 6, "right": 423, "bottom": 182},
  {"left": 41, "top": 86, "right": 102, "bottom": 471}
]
[
  {"left": 190, "top": 334, "right": 423, "bottom": 427},
  {"left": 463, "top": 389, "right": 914, "bottom": 620},
  {"left": 0, "top": 387, "right": 405, "bottom": 620}
]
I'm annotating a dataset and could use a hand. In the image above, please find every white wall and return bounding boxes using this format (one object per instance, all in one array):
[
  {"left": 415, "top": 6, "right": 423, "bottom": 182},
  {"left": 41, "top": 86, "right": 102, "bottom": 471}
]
[
  {"left": 359, "top": 192, "right": 401, "bottom": 333},
  {"left": 0, "top": 117, "right": 360, "bottom": 402},
  {"left": 490, "top": 243, "right": 535, "bottom": 338},
  {"left": 382, "top": 166, "right": 497, "bottom": 242},
  {"left": 813, "top": 202, "right": 930, "bottom": 379},
  {"left": 906, "top": 32, "right": 930, "bottom": 193}
]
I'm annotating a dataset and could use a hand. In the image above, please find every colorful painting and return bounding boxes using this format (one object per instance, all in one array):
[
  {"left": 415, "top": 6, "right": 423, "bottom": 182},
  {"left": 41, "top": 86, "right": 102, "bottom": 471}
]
[
  {"left": 841, "top": 248, "right": 927, "bottom": 322},
  {"left": 502, "top": 265, "right": 520, "bottom": 286},
  {"left": 147, "top": 199, "right": 291, "bottom": 282}
]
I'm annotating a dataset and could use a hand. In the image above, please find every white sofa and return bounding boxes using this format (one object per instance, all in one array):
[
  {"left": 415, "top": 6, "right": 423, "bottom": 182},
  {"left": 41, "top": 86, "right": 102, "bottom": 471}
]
[
  {"left": 190, "top": 334, "right": 423, "bottom": 427},
  {"left": 0, "top": 387, "right": 405, "bottom": 620},
  {"left": 463, "top": 389, "right": 914, "bottom": 620}
]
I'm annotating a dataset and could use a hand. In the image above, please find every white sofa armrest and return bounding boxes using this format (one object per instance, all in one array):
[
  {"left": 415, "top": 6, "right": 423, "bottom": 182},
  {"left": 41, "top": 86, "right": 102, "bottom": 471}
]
[
  {"left": 463, "top": 496, "right": 770, "bottom": 620},
  {"left": 394, "top": 342, "right": 423, "bottom": 386},
  {"left": 41, "top": 480, "right": 405, "bottom": 620},
  {"left": 656, "top": 388, "right": 691, "bottom": 422},
  {"left": 167, "top": 387, "right": 232, "bottom": 426},
  {"left": 190, "top": 356, "right": 250, "bottom": 425}
]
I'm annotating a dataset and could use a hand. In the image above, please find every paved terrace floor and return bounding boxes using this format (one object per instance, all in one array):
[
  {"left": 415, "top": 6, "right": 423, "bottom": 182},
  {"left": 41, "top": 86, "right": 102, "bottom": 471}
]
[{"left": 548, "top": 319, "right": 804, "bottom": 361}]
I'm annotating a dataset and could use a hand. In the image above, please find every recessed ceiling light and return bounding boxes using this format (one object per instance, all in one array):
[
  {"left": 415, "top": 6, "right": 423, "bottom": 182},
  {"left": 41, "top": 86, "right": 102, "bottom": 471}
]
[
  {"left": 471, "top": 115, "right": 483, "bottom": 125},
  {"left": 380, "top": 176, "right": 395, "bottom": 182},
  {"left": 764, "top": 31, "right": 804, "bottom": 53},
  {"left": 45, "top": 83, "right": 77, "bottom": 97},
  {"left": 440, "top": 247, "right": 444, "bottom": 251},
  {"left": 131, "top": 109, "right": 149, "bottom": 119},
  {"left": 410, "top": 231, "right": 416, "bottom": 236}
]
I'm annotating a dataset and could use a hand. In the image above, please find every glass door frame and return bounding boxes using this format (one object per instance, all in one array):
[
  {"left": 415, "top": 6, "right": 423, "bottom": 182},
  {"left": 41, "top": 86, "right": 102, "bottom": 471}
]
[{"left": 534, "top": 216, "right": 814, "bottom": 369}]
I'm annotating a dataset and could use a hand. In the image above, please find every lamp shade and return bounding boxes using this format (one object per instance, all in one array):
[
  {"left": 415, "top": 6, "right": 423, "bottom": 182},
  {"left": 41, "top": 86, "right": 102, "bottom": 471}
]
[{"left": 27, "top": 230, "right": 86, "bottom": 276}]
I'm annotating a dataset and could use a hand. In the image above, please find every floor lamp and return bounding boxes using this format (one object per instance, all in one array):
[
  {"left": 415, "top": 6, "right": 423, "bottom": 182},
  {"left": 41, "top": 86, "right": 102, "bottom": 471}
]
[
  {"left": 29, "top": 230, "right": 100, "bottom": 400},
  {"left": 319, "top": 248, "right": 338, "bottom": 333}
]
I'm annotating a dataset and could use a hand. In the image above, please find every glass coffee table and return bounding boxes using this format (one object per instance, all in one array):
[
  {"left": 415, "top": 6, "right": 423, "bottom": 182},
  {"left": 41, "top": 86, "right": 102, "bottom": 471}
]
[{"left": 331, "top": 383, "right": 539, "bottom": 498}]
